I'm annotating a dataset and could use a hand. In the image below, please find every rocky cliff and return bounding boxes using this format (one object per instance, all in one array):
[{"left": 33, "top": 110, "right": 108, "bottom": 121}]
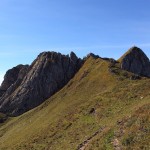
[
  {"left": 119, "top": 46, "right": 150, "bottom": 77},
  {"left": 0, "top": 65, "right": 29, "bottom": 97},
  {"left": 0, "top": 51, "right": 83, "bottom": 116}
]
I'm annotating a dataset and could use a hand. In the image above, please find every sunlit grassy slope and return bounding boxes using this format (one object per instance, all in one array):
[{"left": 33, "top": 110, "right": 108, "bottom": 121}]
[{"left": 0, "top": 56, "right": 150, "bottom": 150}]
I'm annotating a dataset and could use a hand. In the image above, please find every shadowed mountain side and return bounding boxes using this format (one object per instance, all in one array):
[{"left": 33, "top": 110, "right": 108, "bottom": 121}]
[
  {"left": 0, "top": 65, "right": 29, "bottom": 97},
  {"left": 119, "top": 46, "right": 150, "bottom": 77},
  {"left": 0, "top": 52, "right": 83, "bottom": 116}
]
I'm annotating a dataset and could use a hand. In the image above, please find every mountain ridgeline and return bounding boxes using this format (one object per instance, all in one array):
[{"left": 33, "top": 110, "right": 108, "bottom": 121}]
[
  {"left": 0, "top": 46, "right": 150, "bottom": 150},
  {"left": 0, "top": 52, "right": 83, "bottom": 116},
  {"left": 0, "top": 47, "right": 150, "bottom": 116}
]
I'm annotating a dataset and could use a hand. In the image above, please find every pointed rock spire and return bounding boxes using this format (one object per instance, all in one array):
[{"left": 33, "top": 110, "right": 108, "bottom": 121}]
[{"left": 70, "top": 51, "right": 78, "bottom": 64}]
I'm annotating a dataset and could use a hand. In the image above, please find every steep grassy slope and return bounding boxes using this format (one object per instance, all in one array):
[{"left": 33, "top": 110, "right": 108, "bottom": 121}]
[{"left": 0, "top": 56, "right": 150, "bottom": 150}]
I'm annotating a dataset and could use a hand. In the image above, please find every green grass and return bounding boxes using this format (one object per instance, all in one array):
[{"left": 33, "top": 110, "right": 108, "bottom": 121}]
[{"left": 0, "top": 56, "right": 150, "bottom": 150}]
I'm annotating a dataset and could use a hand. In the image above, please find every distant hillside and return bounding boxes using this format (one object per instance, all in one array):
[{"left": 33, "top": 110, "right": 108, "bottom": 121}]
[{"left": 0, "top": 47, "right": 150, "bottom": 149}]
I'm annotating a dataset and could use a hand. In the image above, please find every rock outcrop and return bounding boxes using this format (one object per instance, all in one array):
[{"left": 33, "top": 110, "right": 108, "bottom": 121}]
[
  {"left": 0, "top": 65, "right": 29, "bottom": 97},
  {"left": 119, "top": 46, "right": 150, "bottom": 77},
  {"left": 0, "top": 51, "right": 83, "bottom": 116}
]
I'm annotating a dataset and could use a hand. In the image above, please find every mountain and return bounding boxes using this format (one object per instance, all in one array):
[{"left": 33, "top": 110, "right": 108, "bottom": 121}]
[
  {"left": 0, "top": 51, "right": 83, "bottom": 116},
  {"left": 0, "top": 47, "right": 150, "bottom": 150},
  {"left": 119, "top": 46, "right": 150, "bottom": 77}
]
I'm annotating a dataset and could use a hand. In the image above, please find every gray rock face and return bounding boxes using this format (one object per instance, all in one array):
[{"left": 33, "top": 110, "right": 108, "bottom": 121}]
[
  {"left": 0, "top": 51, "right": 83, "bottom": 116},
  {"left": 119, "top": 47, "right": 150, "bottom": 77},
  {"left": 0, "top": 65, "right": 29, "bottom": 97}
]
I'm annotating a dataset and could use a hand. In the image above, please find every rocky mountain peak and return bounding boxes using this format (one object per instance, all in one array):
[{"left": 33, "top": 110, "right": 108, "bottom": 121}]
[
  {"left": 119, "top": 46, "right": 150, "bottom": 77},
  {"left": 70, "top": 51, "right": 78, "bottom": 64},
  {"left": 127, "top": 46, "right": 143, "bottom": 52},
  {"left": 1, "top": 48, "right": 150, "bottom": 116},
  {"left": 0, "top": 51, "right": 83, "bottom": 116},
  {"left": 119, "top": 46, "right": 147, "bottom": 60}
]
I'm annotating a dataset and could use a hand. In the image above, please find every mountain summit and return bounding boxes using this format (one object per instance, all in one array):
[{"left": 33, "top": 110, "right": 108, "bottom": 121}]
[
  {"left": 0, "top": 51, "right": 83, "bottom": 116},
  {"left": 119, "top": 46, "right": 150, "bottom": 77}
]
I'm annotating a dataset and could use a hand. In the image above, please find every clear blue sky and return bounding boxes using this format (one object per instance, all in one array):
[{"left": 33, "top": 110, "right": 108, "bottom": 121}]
[{"left": 0, "top": 0, "right": 150, "bottom": 84}]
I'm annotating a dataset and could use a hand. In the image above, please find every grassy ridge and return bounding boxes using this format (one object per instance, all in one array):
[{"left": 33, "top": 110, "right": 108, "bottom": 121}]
[{"left": 0, "top": 56, "right": 150, "bottom": 150}]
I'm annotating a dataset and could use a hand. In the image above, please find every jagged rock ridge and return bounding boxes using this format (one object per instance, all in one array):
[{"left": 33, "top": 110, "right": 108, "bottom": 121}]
[
  {"left": 119, "top": 46, "right": 150, "bottom": 77},
  {"left": 0, "top": 47, "right": 150, "bottom": 117},
  {"left": 0, "top": 51, "right": 83, "bottom": 116}
]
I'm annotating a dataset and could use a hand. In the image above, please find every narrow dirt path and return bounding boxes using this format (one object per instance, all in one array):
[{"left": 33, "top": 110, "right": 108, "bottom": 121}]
[{"left": 77, "top": 127, "right": 106, "bottom": 150}]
